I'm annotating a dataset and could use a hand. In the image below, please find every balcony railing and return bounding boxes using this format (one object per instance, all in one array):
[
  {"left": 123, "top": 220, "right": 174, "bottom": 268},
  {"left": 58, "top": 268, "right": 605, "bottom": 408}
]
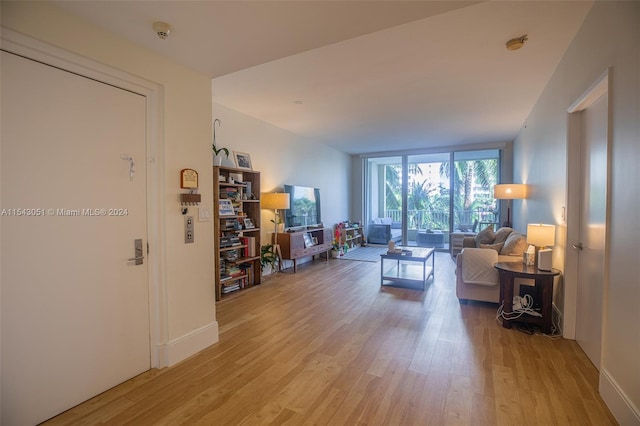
[{"left": 384, "top": 209, "right": 497, "bottom": 231}]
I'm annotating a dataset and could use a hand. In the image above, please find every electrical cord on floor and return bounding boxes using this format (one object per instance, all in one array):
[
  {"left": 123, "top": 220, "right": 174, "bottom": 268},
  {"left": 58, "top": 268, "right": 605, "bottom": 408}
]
[
  {"left": 495, "top": 294, "right": 563, "bottom": 339},
  {"left": 496, "top": 294, "right": 541, "bottom": 319},
  {"left": 537, "top": 313, "right": 563, "bottom": 340}
]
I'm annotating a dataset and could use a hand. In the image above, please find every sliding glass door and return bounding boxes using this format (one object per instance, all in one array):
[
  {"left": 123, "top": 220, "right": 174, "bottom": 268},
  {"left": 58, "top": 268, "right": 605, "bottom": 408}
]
[
  {"left": 451, "top": 150, "right": 499, "bottom": 233},
  {"left": 406, "top": 153, "right": 450, "bottom": 248},
  {"left": 364, "top": 149, "right": 500, "bottom": 249},
  {"left": 365, "top": 156, "right": 404, "bottom": 245}
]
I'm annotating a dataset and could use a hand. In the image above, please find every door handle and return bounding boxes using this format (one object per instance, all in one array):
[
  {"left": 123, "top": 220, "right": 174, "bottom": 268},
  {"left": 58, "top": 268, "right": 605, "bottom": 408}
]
[
  {"left": 128, "top": 238, "right": 144, "bottom": 265},
  {"left": 572, "top": 243, "right": 583, "bottom": 250}
]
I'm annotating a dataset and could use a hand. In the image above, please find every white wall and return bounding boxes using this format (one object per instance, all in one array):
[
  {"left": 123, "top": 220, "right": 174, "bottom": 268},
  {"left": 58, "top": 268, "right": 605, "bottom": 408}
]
[
  {"left": 512, "top": 2, "right": 640, "bottom": 423},
  {"left": 211, "top": 102, "right": 351, "bottom": 259},
  {"left": 1, "top": 2, "right": 217, "bottom": 366}
]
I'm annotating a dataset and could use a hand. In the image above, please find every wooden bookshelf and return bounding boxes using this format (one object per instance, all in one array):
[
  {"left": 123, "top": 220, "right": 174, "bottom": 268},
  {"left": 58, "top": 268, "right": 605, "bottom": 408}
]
[
  {"left": 340, "top": 225, "right": 364, "bottom": 250},
  {"left": 213, "top": 166, "right": 261, "bottom": 300}
]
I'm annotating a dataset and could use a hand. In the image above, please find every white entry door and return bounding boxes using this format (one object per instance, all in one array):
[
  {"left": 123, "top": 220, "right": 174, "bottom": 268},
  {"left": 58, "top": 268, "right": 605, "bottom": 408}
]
[
  {"left": 575, "top": 91, "right": 608, "bottom": 369},
  {"left": 1, "top": 51, "right": 150, "bottom": 424}
]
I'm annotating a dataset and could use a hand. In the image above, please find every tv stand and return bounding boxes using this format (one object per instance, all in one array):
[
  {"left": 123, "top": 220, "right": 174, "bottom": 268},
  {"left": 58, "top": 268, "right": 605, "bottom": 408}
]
[{"left": 276, "top": 228, "right": 333, "bottom": 273}]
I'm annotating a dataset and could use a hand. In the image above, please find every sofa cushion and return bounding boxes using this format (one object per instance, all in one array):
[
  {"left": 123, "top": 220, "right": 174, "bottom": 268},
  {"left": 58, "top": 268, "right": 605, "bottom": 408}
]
[
  {"left": 500, "top": 232, "right": 527, "bottom": 256},
  {"left": 475, "top": 225, "right": 495, "bottom": 246},
  {"left": 493, "top": 227, "right": 514, "bottom": 244},
  {"left": 480, "top": 242, "right": 504, "bottom": 253},
  {"left": 460, "top": 248, "right": 499, "bottom": 286}
]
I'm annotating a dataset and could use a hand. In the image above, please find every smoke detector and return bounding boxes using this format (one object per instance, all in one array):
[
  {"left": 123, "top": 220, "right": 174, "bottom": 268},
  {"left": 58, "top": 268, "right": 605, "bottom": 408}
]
[
  {"left": 152, "top": 22, "right": 172, "bottom": 40},
  {"left": 506, "top": 35, "right": 528, "bottom": 51}
]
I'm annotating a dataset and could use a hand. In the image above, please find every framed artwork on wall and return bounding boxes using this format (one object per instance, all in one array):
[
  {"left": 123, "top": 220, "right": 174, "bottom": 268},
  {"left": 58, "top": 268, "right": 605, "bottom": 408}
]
[{"left": 234, "top": 151, "right": 253, "bottom": 170}]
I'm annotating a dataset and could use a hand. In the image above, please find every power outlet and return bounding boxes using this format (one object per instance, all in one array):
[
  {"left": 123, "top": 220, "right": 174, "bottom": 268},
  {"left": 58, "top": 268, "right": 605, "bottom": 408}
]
[{"left": 185, "top": 215, "right": 194, "bottom": 244}]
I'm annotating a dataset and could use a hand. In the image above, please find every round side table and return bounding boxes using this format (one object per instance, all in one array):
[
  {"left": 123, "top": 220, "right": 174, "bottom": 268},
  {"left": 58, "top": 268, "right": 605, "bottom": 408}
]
[{"left": 494, "top": 262, "right": 560, "bottom": 333}]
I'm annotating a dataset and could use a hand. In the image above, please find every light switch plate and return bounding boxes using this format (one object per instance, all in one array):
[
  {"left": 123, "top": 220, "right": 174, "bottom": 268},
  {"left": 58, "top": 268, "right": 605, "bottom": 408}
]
[{"left": 199, "top": 207, "right": 212, "bottom": 222}]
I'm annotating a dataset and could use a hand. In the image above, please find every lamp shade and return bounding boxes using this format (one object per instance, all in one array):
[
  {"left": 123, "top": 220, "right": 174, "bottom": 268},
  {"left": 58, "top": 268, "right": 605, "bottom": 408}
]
[
  {"left": 494, "top": 184, "right": 528, "bottom": 199},
  {"left": 527, "top": 223, "right": 556, "bottom": 247},
  {"left": 261, "top": 192, "right": 290, "bottom": 210}
]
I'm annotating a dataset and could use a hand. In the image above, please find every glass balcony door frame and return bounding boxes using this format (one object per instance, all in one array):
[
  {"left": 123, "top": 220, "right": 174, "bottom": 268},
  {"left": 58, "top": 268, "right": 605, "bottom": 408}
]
[{"left": 364, "top": 149, "right": 501, "bottom": 250}]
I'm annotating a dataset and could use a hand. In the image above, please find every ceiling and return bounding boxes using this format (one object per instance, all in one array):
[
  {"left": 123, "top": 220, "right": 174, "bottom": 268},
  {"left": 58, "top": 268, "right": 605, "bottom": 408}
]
[{"left": 53, "top": 1, "right": 593, "bottom": 155}]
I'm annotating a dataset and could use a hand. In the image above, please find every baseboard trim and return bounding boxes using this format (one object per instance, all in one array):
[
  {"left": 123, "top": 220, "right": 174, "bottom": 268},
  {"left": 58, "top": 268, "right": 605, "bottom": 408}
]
[
  {"left": 600, "top": 367, "right": 640, "bottom": 425},
  {"left": 154, "top": 321, "right": 219, "bottom": 368}
]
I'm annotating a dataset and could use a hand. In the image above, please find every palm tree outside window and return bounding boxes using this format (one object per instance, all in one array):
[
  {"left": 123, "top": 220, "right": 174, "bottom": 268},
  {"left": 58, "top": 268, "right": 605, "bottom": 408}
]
[{"left": 364, "top": 149, "right": 500, "bottom": 249}]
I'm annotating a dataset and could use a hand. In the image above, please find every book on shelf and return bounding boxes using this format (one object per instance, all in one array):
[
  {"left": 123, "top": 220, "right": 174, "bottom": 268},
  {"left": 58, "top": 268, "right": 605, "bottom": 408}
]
[
  {"left": 240, "top": 236, "right": 256, "bottom": 257},
  {"left": 222, "top": 187, "right": 240, "bottom": 200},
  {"left": 221, "top": 283, "right": 241, "bottom": 294},
  {"left": 222, "top": 250, "right": 239, "bottom": 262}
]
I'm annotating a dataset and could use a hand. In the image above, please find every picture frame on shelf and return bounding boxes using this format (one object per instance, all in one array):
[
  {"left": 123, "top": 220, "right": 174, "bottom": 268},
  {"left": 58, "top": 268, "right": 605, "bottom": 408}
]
[
  {"left": 243, "top": 218, "right": 255, "bottom": 229},
  {"left": 234, "top": 151, "right": 253, "bottom": 170},
  {"left": 303, "top": 232, "right": 315, "bottom": 248},
  {"left": 219, "top": 199, "right": 235, "bottom": 216}
]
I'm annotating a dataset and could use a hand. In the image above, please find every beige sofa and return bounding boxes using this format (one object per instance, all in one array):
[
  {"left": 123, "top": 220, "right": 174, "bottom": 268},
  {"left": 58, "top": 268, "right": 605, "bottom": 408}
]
[{"left": 455, "top": 226, "right": 527, "bottom": 304}]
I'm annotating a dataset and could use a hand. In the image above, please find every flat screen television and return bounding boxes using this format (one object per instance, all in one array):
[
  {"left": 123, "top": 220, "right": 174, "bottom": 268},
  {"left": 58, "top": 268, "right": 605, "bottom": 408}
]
[{"left": 283, "top": 185, "right": 321, "bottom": 229}]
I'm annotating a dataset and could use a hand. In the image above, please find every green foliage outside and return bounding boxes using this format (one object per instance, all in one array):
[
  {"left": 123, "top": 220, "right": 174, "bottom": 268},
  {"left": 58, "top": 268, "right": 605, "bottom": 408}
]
[{"left": 382, "top": 158, "right": 498, "bottom": 230}]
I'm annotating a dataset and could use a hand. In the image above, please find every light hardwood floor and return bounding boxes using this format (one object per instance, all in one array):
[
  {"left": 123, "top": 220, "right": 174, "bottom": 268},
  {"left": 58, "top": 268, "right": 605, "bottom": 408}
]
[{"left": 46, "top": 252, "right": 617, "bottom": 425}]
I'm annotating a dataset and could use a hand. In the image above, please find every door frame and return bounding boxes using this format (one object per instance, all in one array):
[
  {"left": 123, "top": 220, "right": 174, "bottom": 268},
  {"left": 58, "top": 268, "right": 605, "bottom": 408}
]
[
  {"left": 1, "top": 29, "right": 168, "bottom": 368},
  {"left": 564, "top": 69, "right": 612, "bottom": 342}
]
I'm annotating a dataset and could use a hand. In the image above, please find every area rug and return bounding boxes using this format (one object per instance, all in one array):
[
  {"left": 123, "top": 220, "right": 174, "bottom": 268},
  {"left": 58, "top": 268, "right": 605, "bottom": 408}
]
[{"left": 336, "top": 246, "right": 388, "bottom": 262}]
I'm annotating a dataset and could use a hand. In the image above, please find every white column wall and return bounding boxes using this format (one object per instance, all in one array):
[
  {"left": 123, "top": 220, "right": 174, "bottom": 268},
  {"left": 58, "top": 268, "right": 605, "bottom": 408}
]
[
  {"left": 2, "top": 2, "right": 217, "bottom": 365},
  {"left": 512, "top": 2, "right": 639, "bottom": 423}
]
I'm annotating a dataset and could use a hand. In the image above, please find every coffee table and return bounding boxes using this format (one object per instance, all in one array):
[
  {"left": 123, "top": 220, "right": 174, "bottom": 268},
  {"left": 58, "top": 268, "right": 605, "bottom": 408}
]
[{"left": 380, "top": 247, "right": 435, "bottom": 290}]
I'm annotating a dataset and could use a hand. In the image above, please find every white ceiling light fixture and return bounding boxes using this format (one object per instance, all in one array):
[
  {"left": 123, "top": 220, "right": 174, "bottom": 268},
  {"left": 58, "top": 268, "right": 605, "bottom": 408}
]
[
  {"left": 506, "top": 34, "right": 528, "bottom": 51},
  {"left": 152, "top": 21, "right": 172, "bottom": 40}
]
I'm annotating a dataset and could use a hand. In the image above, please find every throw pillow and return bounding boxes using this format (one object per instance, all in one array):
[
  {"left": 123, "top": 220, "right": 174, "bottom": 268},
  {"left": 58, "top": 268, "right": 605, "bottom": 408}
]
[
  {"left": 480, "top": 242, "right": 504, "bottom": 253},
  {"left": 500, "top": 232, "right": 527, "bottom": 256},
  {"left": 475, "top": 225, "right": 496, "bottom": 246},
  {"left": 493, "top": 227, "right": 514, "bottom": 244}
]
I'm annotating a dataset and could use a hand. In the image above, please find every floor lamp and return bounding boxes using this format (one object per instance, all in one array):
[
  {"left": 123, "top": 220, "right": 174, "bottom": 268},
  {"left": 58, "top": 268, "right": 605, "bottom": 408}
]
[
  {"left": 261, "top": 192, "right": 290, "bottom": 271},
  {"left": 493, "top": 184, "right": 528, "bottom": 228}
]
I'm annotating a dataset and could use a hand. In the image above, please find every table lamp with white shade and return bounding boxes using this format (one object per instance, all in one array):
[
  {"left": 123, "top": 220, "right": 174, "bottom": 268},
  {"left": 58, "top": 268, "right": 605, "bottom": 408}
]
[{"left": 526, "top": 223, "right": 556, "bottom": 271}]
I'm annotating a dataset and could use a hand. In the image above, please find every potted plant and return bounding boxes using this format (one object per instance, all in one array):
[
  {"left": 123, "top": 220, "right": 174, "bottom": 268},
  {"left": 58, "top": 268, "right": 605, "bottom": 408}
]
[
  {"left": 212, "top": 118, "right": 229, "bottom": 166},
  {"left": 260, "top": 244, "right": 278, "bottom": 276},
  {"left": 212, "top": 144, "right": 229, "bottom": 166},
  {"left": 331, "top": 226, "right": 342, "bottom": 258},
  {"left": 330, "top": 239, "right": 341, "bottom": 258},
  {"left": 270, "top": 215, "right": 284, "bottom": 234}
]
